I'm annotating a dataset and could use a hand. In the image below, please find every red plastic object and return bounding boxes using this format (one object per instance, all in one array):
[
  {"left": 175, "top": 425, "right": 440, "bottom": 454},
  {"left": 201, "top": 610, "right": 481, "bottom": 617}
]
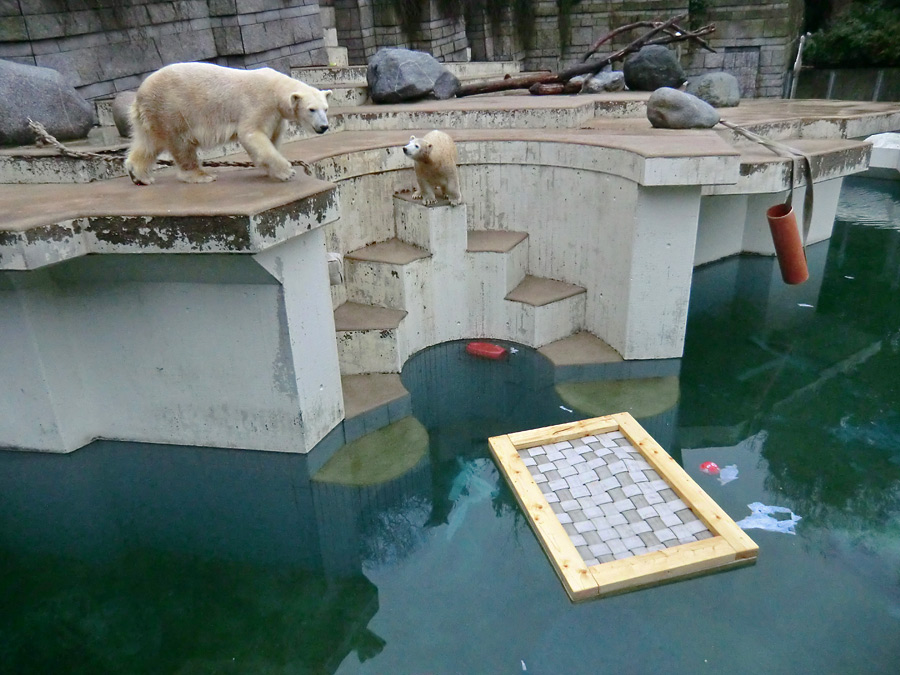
[
  {"left": 466, "top": 342, "right": 508, "bottom": 360},
  {"left": 699, "top": 461, "right": 720, "bottom": 476}
]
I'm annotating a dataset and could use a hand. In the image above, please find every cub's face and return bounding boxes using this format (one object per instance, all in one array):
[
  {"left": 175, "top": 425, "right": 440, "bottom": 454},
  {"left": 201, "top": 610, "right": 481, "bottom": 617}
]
[
  {"left": 403, "top": 136, "right": 431, "bottom": 161},
  {"left": 291, "top": 89, "right": 331, "bottom": 134}
]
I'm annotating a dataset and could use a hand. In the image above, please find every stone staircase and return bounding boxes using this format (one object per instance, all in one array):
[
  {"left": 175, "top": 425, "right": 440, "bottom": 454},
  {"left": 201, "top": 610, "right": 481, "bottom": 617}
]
[{"left": 332, "top": 193, "right": 586, "bottom": 375}]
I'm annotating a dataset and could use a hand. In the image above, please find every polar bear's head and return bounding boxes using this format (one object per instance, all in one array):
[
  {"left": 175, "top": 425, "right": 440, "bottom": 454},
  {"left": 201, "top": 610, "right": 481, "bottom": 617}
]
[
  {"left": 403, "top": 135, "right": 431, "bottom": 161},
  {"left": 290, "top": 88, "right": 332, "bottom": 134}
]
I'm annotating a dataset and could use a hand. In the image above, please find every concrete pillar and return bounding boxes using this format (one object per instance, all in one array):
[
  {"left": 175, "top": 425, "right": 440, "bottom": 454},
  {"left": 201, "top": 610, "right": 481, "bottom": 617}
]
[
  {"left": 393, "top": 195, "right": 468, "bottom": 355},
  {"left": 255, "top": 228, "right": 344, "bottom": 451},
  {"left": 601, "top": 186, "right": 702, "bottom": 361}
]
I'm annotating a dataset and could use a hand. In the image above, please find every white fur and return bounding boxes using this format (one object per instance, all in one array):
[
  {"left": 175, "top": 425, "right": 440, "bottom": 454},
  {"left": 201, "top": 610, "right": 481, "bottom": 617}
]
[
  {"left": 125, "top": 62, "right": 331, "bottom": 185},
  {"left": 402, "top": 130, "right": 461, "bottom": 205}
]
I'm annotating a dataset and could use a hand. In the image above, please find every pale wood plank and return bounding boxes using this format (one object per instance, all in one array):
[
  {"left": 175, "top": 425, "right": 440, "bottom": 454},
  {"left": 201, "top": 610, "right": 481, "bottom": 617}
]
[
  {"left": 589, "top": 536, "right": 744, "bottom": 596},
  {"left": 615, "top": 412, "right": 759, "bottom": 559},
  {"left": 489, "top": 434, "right": 597, "bottom": 601},
  {"left": 506, "top": 416, "right": 619, "bottom": 450}
]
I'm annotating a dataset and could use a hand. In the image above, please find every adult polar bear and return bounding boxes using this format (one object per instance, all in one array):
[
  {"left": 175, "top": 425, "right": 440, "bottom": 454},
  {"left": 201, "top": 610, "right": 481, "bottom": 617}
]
[{"left": 125, "top": 62, "right": 331, "bottom": 185}]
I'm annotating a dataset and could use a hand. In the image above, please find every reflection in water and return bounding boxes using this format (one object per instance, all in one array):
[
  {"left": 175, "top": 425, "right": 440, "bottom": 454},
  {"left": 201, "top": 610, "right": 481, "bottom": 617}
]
[{"left": 0, "top": 443, "right": 384, "bottom": 673}]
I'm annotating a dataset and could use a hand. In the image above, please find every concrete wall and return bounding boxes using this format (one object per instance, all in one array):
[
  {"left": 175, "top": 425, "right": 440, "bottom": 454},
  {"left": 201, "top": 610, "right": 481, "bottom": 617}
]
[
  {"left": 0, "top": 0, "right": 327, "bottom": 99},
  {"left": 0, "top": 234, "right": 344, "bottom": 454}
]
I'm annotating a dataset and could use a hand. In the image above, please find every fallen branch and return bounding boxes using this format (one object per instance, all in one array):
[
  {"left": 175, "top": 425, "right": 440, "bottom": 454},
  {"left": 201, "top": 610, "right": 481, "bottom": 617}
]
[
  {"left": 26, "top": 119, "right": 314, "bottom": 175},
  {"left": 582, "top": 20, "right": 716, "bottom": 62},
  {"left": 456, "top": 14, "right": 715, "bottom": 98}
]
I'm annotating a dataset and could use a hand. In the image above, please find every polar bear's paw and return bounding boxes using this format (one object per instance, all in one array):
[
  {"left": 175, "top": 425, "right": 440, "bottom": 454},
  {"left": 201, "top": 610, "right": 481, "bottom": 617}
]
[
  {"left": 272, "top": 167, "right": 296, "bottom": 182},
  {"left": 179, "top": 169, "right": 217, "bottom": 184}
]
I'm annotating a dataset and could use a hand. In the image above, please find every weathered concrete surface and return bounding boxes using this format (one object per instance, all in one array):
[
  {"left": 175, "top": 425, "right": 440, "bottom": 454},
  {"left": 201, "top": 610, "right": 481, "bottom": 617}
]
[
  {"left": 1, "top": 245, "right": 343, "bottom": 454},
  {"left": 0, "top": 171, "right": 338, "bottom": 270}
]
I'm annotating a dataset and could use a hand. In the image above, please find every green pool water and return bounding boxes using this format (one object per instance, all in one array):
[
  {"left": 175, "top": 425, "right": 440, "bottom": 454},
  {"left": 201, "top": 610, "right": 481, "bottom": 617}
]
[{"left": 2, "top": 176, "right": 899, "bottom": 674}]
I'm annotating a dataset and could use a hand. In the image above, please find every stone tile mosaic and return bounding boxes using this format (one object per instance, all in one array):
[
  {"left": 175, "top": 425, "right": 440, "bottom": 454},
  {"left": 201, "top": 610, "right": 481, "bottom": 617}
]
[{"left": 518, "top": 430, "right": 714, "bottom": 566}]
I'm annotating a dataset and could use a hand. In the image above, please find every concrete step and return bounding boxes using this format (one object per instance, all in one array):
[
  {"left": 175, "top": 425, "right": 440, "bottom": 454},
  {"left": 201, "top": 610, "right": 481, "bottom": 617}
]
[
  {"left": 334, "top": 301, "right": 408, "bottom": 375},
  {"left": 323, "top": 27, "right": 339, "bottom": 48},
  {"left": 325, "top": 46, "right": 349, "bottom": 68},
  {"left": 505, "top": 275, "right": 586, "bottom": 347},
  {"left": 344, "top": 238, "right": 431, "bottom": 310},
  {"left": 292, "top": 62, "right": 523, "bottom": 90},
  {"left": 326, "top": 83, "right": 369, "bottom": 107},
  {"left": 444, "top": 61, "right": 522, "bottom": 79},
  {"left": 293, "top": 65, "right": 367, "bottom": 87},
  {"left": 340, "top": 372, "right": 412, "bottom": 441},
  {"left": 466, "top": 229, "right": 529, "bottom": 338}
]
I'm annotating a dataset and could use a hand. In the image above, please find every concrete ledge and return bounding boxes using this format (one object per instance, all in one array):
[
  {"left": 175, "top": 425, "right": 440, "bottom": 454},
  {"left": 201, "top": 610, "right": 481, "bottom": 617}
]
[
  {"left": 506, "top": 275, "right": 586, "bottom": 307},
  {"left": 0, "top": 172, "right": 339, "bottom": 270},
  {"left": 346, "top": 238, "right": 430, "bottom": 264},
  {"left": 334, "top": 301, "right": 406, "bottom": 330},
  {"left": 467, "top": 229, "right": 528, "bottom": 252}
]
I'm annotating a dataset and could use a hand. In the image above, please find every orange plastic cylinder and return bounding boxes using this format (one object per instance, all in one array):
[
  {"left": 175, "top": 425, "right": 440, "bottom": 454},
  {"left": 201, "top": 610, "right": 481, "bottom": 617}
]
[{"left": 766, "top": 203, "right": 809, "bottom": 285}]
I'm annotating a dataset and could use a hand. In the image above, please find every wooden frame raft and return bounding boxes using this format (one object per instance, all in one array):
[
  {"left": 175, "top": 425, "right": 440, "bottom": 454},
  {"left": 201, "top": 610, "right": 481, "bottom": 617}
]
[{"left": 489, "top": 413, "right": 758, "bottom": 601}]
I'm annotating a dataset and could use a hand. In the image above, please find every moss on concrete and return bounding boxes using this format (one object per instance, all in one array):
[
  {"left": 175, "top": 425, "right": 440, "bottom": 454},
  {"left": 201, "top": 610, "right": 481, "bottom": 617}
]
[
  {"left": 555, "top": 376, "right": 680, "bottom": 419},
  {"left": 313, "top": 416, "right": 428, "bottom": 486}
]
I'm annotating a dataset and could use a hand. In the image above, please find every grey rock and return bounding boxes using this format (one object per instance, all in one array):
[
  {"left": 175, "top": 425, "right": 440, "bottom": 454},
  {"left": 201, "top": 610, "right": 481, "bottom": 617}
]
[
  {"left": 112, "top": 91, "right": 136, "bottom": 138},
  {"left": 581, "top": 71, "right": 626, "bottom": 93},
  {"left": 0, "top": 59, "right": 95, "bottom": 147},
  {"left": 623, "top": 45, "right": 686, "bottom": 91},
  {"left": 686, "top": 72, "right": 741, "bottom": 108},
  {"left": 646, "top": 88, "right": 720, "bottom": 129},
  {"left": 367, "top": 48, "right": 460, "bottom": 104}
]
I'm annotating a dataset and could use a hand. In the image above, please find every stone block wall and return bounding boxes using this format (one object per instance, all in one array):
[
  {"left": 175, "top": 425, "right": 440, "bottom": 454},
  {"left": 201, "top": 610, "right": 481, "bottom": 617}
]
[
  {"left": 681, "top": 0, "right": 804, "bottom": 98},
  {"left": 465, "top": 5, "right": 525, "bottom": 63},
  {"left": 0, "top": 0, "right": 327, "bottom": 99},
  {"left": 336, "top": 0, "right": 467, "bottom": 65}
]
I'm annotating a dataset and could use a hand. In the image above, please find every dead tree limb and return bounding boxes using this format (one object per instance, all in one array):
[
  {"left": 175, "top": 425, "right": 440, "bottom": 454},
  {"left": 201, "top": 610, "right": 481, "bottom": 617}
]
[
  {"left": 581, "top": 20, "right": 716, "bottom": 62},
  {"left": 456, "top": 14, "right": 712, "bottom": 98}
]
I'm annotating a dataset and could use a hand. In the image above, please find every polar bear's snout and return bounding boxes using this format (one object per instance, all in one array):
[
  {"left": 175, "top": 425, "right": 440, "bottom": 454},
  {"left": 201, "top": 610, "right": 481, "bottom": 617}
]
[{"left": 309, "top": 109, "right": 329, "bottom": 134}]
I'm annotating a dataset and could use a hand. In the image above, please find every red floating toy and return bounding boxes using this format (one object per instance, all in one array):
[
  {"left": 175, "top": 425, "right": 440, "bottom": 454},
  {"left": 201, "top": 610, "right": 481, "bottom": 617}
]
[
  {"left": 699, "top": 461, "right": 720, "bottom": 476},
  {"left": 466, "top": 341, "right": 508, "bottom": 360}
]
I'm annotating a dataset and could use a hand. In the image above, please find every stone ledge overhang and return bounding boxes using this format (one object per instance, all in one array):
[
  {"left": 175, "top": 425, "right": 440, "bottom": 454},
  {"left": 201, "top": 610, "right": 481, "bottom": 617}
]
[
  {"left": 701, "top": 138, "right": 871, "bottom": 196},
  {"left": 0, "top": 171, "right": 338, "bottom": 271},
  {"left": 278, "top": 128, "right": 742, "bottom": 188}
]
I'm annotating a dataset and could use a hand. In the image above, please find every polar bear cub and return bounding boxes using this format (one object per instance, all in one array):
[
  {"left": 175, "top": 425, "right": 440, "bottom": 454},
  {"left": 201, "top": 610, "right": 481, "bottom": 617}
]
[
  {"left": 125, "top": 62, "right": 331, "bottom": 185},
  {"left": 402, "top": 130, "right": 462, "bottom": 205}
]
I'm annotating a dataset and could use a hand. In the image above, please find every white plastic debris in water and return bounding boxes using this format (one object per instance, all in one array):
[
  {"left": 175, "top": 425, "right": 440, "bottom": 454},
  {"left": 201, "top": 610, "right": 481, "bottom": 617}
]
[
  {"left": 736, "top": 502, "right": 801, "bottom": 535},
  {"left": 798, "top": 303, "right": 814, "bottom": 308},
  {"left": 509, "top": 347, "right": 519, "bottom": 354},
  {"left": 718, "top": 464, "right": 739, "bottom": 485},
  {"left": 560, "top": 405, "right": 573, "bottom": 413}
]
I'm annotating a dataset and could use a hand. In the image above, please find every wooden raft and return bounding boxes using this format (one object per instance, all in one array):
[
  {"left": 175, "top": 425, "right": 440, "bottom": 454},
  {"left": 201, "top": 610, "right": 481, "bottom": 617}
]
[{"left": 489, "top": 413, "right": 758, "bottom": 601}]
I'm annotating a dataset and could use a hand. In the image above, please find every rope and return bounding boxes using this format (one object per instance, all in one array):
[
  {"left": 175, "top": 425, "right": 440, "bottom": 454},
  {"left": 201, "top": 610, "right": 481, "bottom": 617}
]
[
  {"left": 719, "top": 119, "right": 814, "bottom": 246},
  {"left": 25, "top": 119, "right": 314, "bottom": 176}
]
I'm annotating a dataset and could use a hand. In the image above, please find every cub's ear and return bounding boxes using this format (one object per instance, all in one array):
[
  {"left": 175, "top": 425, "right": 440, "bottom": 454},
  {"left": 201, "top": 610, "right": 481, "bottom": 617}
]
[
  {"left": 422, "top": 141, "right": 432, "bottom": 153},
  {"left": 289, "top": 92, "right": 303, "bottom": 106},
  {"left": 322, "top": 89, "right": 332, "bottom": 99},
  {"left": 409, "top": 135, "right": 416, "bottom": 142}
]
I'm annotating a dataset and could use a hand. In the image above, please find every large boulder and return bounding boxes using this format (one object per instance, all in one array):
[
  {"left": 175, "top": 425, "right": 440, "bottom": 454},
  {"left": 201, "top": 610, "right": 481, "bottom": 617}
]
[
  {"left": 367, "top": 48, "right": 460, "bottom": 103},
  {"left": 0, "top": 59, "right": 95, "bottom": 146},
  {"left": 111, "top": 91, "right": 136, "bottom": 138},
  {"left": 686, "top": 72, "right": 741, "bottom": 107},
  {"left": 646, "top": 88, "right": 720, "bottom": 129},
  {"left": 623, "top": 45, "right": 686, "bottom": 91}
]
